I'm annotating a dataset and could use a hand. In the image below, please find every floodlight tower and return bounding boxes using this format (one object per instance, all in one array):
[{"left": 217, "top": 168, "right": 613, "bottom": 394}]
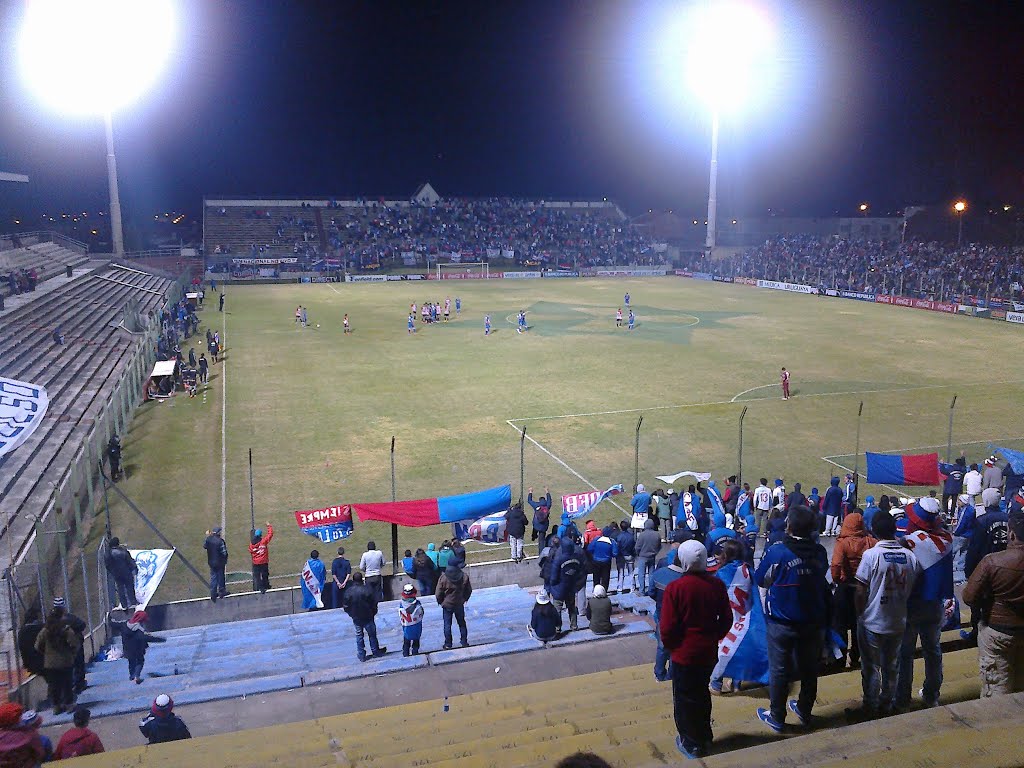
[
  {"left": 18, "top": 0, "right": 176, "bottom": 256},
  {"left": 686, "top": 2, "right": 775, "bottom": 254}
]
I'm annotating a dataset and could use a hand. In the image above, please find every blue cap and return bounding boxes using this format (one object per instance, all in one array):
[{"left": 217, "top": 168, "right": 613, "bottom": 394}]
[
  {"left": 866, "top": 495, "right": 875, "bottom": 504},
  {"left": 774, "top": 479, "right": 783, "bottom": 486},
  {"left": 254, "top": 529, "right": 263, "bottom": 538}
]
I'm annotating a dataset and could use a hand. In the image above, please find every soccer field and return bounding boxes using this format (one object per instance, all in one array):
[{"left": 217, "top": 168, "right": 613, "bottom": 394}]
[{"left": 96, "top": 277, "right": 1024, "bottom": 600}]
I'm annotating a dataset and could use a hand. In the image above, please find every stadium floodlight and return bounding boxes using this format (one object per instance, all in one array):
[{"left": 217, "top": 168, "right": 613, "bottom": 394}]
[
  {"left": 680, "top": 1, "right": 776, "bottom": 252},
  {"left": 18, "top": 0, "right": 177, "bottom": 255},
  {"left": 953, "top": 200, "right": 967, "bottom": 245}
]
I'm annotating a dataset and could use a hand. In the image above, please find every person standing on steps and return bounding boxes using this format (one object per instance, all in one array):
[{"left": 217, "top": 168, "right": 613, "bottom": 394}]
[
  {"left": 528, "top": 487, "right": 552, "bottom": 550},
  {"left": 660, "top": 540, "right": 732, "bottom": 759},
  {"left": 361, "top": 541, "right": 386, "bottom": 600},
  {"left": 435, "top": 562, "right": 473, "bottom": 649},
  {"left": 506, "top": 502, "right": 529, "bottom": 564},
  {"left": 549, "top": 538, "right": 584, "bottom": 632},
  {"left": 33, "top": 606, "right": 80, "bottom": 715},
  {"left": 249, "top": 523, "right": 273, "bottom": 594},
  {"left": 120, "top": 610, "right": 166, "bottom": 685},
  {"left": 342, "top": 572, "right": 387, "bottom": 661},
  {"left": 104, "top": 537, "right": 138, "bottom": 609},
  {"left": 203, "top": 527, "right": 228, "bottom": 602},
  {"left": 399, "top": 584, "right": 425, "bottom": 656},
  {"left": 330, "top": 547, "right": 352, "bottom": 609}
]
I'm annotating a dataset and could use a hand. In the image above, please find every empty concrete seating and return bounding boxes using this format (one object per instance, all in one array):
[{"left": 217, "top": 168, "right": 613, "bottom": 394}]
[
  {"left": 53, "top": 584, "right": 650, "bottom": 723},
  {"left": 0, "top": 264, "right": 172, "bottom": 568},
  {"left": 55, "top": 646, "right": 1016, "bottom": 768},
  {"left": 0, "top": 240, "right": 91, "bottom": 296}
]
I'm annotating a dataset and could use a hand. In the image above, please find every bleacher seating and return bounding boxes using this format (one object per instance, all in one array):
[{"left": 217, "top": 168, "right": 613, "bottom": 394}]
[
  {"left": 0, "top": 264, "right": 172, "bottom": 569},
  {"left": 0, "top": 241, "right": 91, "bottom": 297},
  {"left": 56, "top": 643, "right": 1010, "bottom": 768},
  {"left": 52, "top": 584, "right": 650, "bottom": 723},
  {"left": 204, "top": 198, "right": 656, "bottom": 272}
]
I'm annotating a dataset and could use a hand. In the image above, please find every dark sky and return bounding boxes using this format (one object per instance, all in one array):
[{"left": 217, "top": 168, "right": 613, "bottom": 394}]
[{"left": 1, "top": 0, "right": 1022, "bottom": 225}]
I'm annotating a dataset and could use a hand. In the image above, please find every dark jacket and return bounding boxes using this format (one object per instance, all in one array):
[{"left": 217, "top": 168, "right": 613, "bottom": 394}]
[
  {"left": 530, "top": 602, "right": 560, "bottom": 640},
  {"left": 585, "top": 595, "right": 614, "bottom": 635},
  {"left": 549, "top": 540, "right": 584, "bottom": 601},
  {"left": 342, "top": 583, "right": 379, "bottom": 624},
  {"left": 435, "top": 565, "right": 472, "bottom": 609},
  {"left": 528, "top": 492, "right": 552, "bottom": 530},
  {"left": 506, "top": 504, "right": 528, "bottom": 539},
  {"left": 203, "top": 534, "right": 228, "bottom": 568},
  {"left": 121, "top": 625, "right": 166, "bottom": 661},
  {"left": 106, "top": 545, "right": 137, "bottom": 580},
  {"left": 412, "top": 552, "right": 436, "bottom": 584},
  {"left": 659, "top": 572, "right": 732, "bottom": 666},
  {"left": 939, "top": 461, "right": 967, "bottom": 495},
  {"left": 139, "top": 713, "right": 191, "bottom": 744},
  {"left": 965, "top": 507, "right": 1009, "bottom": 579},
  {"left": 449, "top": 544, "right": 467, "bottom": 569},
  {"left": 615, "top": 529, "right": 636, "bottom": 558},
  {"left": 755, "top": 535, "right": 830, "bottom": 625},
  {"left": 822, "top": 479, "right": 843, "bottom": 517}
]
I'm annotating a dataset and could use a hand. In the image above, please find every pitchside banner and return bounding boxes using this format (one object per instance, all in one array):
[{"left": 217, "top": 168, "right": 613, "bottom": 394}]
[
  {"left": 294, "top": 505, "right": 355, "bottom": 542},
  {"left": 757, "top": 279, "right": 817, "bottom": 294},
  {"left": 128, "top": 549, "right": 174, "bottom": 610},
  {"left": 1007, "top": 311, "right": 1024, "bottom": 324},
  {"left": 0, "top": 377, "right": 49, "bottom": 458}
]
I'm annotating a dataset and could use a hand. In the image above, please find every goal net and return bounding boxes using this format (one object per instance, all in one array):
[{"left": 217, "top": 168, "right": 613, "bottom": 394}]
[{"left": 436, "top": 262, "right": 489, "bottom": 280}]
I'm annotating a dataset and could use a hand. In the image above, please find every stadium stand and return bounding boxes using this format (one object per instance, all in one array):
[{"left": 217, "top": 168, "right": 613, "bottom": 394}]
[
  {"left": 0, "top": 260, "right": 178, "bottom": 642},
  {"left": 50, "top": 643, "right": 1003, "bottom": 768},
  {"left": 203, "top": 197, "right": 658, "bottom": 273},
  {"left": 0, "top": 233, "right": 91, "bottom": 298},
  {"left": 687, "top": 234, "right": 1024, "bottom": 302}
]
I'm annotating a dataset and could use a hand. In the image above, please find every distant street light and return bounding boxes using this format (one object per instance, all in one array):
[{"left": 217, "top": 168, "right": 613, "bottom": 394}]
[
  {"left": 953, "top": 200, "right": 967, "bottom": 245},
  {"left": 18, "top": 0, "right": 177, "bottom": 255},
  {"left": 859, "top": 203, "right": 869, "bottom": 215}
]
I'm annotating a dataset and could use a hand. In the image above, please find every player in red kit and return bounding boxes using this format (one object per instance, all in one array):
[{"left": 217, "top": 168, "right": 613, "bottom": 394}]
[{"left": 780, "top": 368, "right": 790, "bottom": 400}]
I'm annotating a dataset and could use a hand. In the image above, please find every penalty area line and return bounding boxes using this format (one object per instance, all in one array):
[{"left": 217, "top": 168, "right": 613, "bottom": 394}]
[
  {"left": 507, "top": 378, "right": 1023, "bottom": 425},
  {"left": 505, "top": 420, "right": 628, "bottom": 514}
]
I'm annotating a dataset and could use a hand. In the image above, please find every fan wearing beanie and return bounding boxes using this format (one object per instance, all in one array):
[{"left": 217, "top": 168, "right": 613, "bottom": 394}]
[
  {"left": 139, "top": 694, "right": 191, "bottom": 744},
  {"left": 658, "top": 540, "right": 732, "bottom": 759},
  {"left": 0, "top": 702, "right": 46, "bottom": 766}
]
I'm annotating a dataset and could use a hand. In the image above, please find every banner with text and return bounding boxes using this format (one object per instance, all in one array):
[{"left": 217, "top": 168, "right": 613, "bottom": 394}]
[
  {"left": 1, "top": 377, "right": 49, "bottom": 459},
  {"left": 452, "top": 510, "right": 509, "bottom": 546},
  {"left": 294, "top": 505, "right": 355, "bottom": 543},
  {"left": 757, "top": 279, "right": 817, "bottom": 294},
  {"left": 561, "top": 484, "right": 625, "bottom": 520}
]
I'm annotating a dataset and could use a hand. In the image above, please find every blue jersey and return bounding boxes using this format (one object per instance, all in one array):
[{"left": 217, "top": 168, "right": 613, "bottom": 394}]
[
  {"left": 627, "top": 312, "right": 635, "bottom": 327},
  {"left": 455, "top": 298, "right": 461, "bottom": 312},
  {"left": 624, "top": 293, "right": 630, "bottom": 305}
]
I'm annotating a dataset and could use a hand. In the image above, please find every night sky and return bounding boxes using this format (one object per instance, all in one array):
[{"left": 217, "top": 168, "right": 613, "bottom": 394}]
[{"left": 0, "top": 0, "right": 1022, "bottom": 226}]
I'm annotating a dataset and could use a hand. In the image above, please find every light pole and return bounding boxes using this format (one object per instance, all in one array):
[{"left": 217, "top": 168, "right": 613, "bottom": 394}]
[
  {"left": 705, "top": 111, "right": 720, "bottom": 251},
  {"left": 104, "top": 113, "right": 125, "bottom": 256},
  {"left": 954, "top": 200, "right": 967, "bottom": 246},
  {"left": 18, "top": 0, "right": 176, "bottom": 257}
]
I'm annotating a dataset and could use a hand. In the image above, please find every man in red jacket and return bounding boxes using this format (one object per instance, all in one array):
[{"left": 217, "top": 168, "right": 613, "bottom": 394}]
[
  {"left": 659, "top": 539, "right": 732, "bottom": 760},
  {"left": 54, "top": 706, "right": 104, "bottom": 759},
  {"left": 249, "top": 523, "right": 274, "bottom": 593}
]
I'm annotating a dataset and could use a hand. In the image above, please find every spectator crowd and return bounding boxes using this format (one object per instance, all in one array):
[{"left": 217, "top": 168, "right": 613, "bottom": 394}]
[{"left": 684, "top": 235, "right": 1024, "bottom": 302}]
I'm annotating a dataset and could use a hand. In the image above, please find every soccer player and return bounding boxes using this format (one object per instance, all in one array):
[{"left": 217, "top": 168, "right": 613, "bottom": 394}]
[
  {"left": 484, "top": 314, "right": 491, "bottom": 335},
  {"left": 421, "top": 303, "right": 429, "bottom": 324},
  {"left": 408, "top": 313, "right": 416, "bottom": 333},
  {"left": 780, "top": 367, "right": 791, "bottom": 400},
  {"left": 517, "top": 310, "right": 527, "bottom": 334},
  {"left": 627, "top": 309, "right": 635, "bottom": 331},
  {"left": 444, "top": 297, "right": 451, "bottom": 321},
  {"left": 624, "top": 292, "right": 630, "bottom": 307},
  {"left": 410, "top": 302, "right": 416, "bottom": 318},
  {"left": 455, "top": 296, "right": 461, "bottom": 316},
  {"left": 343, "top": 314, "right": 351, "bottom": 334},
  {"left": 616, "top": 308, "right": 623, "bottom": 327}
]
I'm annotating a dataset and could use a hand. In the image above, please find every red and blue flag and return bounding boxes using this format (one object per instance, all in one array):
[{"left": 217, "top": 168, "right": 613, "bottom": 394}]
[{"left": 865, "top": 452, "right": 940, "bottom": 486}]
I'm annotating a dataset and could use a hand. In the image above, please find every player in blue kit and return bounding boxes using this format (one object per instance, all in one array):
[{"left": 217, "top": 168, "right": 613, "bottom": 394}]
[
  {"left": 624, "top": 292, "right": 630, "bottom": 307},
  {"left": 484, "top": 314, "right": 491, "bottom": 335},
  {"left": 517, "top": 310, "right": 527, "bottom": 334},
  {"left": 407, "top": 313, "right": 415, "bottom": 334},
  {"left": 627, "top": 309, "right": 635, "bottom": 331},
  {"left": 455, "top": 297, "right": 461, "bottom": 316}
]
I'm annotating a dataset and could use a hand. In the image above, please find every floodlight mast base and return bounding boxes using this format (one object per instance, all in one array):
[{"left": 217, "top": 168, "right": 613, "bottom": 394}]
[
  {"left": 104, "top": 111, "right": 125, "bottom": 256},
  {"left": 704, "top": 109, "right": 719, "bottom": 254}
]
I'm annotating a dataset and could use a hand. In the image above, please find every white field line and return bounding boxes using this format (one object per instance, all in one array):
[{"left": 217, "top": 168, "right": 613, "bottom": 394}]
[
  {"left": 731, "top": 383, "right": 777, "bottom": 402},
  {"left": 507, "top": 378, "right": 1023, "bottom": 424},
  {"left": 220, "top": 309, "right": 228, "bottom": 533},
  {"left": 505, "top": 420, "right": 628, "bottom": 514},
  {"left": 823, "top": 436, "right": 1024, "bottom": 461}
]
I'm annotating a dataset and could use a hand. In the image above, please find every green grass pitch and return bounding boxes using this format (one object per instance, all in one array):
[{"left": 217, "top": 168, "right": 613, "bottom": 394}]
[{"left": 93, "top": 277, "right": 1024, "bottom": 599}]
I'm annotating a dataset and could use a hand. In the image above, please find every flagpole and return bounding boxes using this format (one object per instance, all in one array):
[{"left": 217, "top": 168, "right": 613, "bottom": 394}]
[
  {"left": 634, "top": 416, "right": 643, "bottom": 491},
  {"left": 248, "top": 448, "right": 256, "bottom": 533},
  {"left": 391, "top": 436, "right": 399, "bottom": 573},
  {"left": 853, "top": 401, "right": 864, "bottom": 491},
  {"left": 737, "top": 406, "right": 748, "bottom": 485},
  {"left": 946, "top": 395, "right": 957, "bottom": 463},
  {"left": 519, "top": 426, "right": 527, "bottom": 507}
]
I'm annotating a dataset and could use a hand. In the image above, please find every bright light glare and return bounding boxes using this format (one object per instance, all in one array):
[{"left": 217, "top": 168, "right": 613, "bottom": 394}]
[
  {"left": 18, "top": 0, "right": 176, "bottom": 116},
  {"left": 954, "top": 200, "right": 967, "bottom": 213},
  {"left": 682, "top": 2, "right": 776, "bottom": 112}
]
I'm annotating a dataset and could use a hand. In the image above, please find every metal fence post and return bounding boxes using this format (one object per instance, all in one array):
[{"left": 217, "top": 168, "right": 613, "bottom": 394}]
[
  {"left": 946, "top": 395, "right": 958, "bottom": 462},
  {"left": 737, "top": 406, "right": 748, "bottom": 484},
  {"left": 634, "top": 416, "right": 644, "bottom": 491}
]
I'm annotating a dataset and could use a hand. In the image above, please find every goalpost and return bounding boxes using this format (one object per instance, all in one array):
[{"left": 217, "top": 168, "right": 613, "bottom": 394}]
[{"left": 436, "top": 262, "right": 489, "bottom": 280}]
